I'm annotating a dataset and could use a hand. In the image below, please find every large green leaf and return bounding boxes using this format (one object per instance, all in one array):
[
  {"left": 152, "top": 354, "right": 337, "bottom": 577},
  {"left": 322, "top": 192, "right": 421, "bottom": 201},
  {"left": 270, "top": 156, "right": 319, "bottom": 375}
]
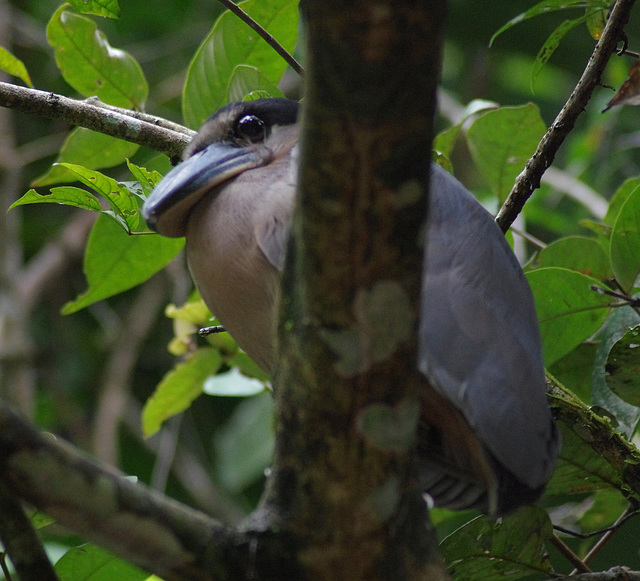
[
  {"left": 526, "top": 267, "right": 611, "bottom": 366},
  {"left": 535, "top": 236, "right": 612, "bottom": 281},
  {"left": 182, "top": 0, "right": 298, "bottom": 128},
  {"left": 591, "top": 306, "right": 640, "bottom": 436},
  {"left": 440, "top": 506, "right": 553, "bottom": 581},
  {"left": 604, "top": 177, "right": 640, "bottom": 226},
  {"left": 142, "top": 347, "right": 223, "bottom": 438},
  {"left": 62, "top": 214, "right": 184, "bottom": 315},
  {"left": 466, "top": 104, "right": 546, "bottom": 203},
  {"left": 605, "top": 325, "right": 640, "bottom": 407},
  {"left": 55, "top": 544, "right": 148, "bottom": 581},
  {"left": 546, "top": 417, "right": 626, "bottom": 496},
  {"left": 47, "top": 5, "right": 147, "bottom": 108},
  {"left": 33, "top": 128, "right": 140, "bottom": 187},
  {"left": 549, "top": 376, "right": 640, "bottom": 504},
  {"left": 610, "top": 185, "right": 640, "bottom": 292}
]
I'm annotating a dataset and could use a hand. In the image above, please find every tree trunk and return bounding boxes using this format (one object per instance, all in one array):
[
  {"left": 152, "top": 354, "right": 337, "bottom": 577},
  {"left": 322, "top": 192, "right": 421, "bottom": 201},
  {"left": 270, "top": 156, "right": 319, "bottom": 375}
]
[{"left": 253, "top": 1, "right": 450, "bottom": 579}]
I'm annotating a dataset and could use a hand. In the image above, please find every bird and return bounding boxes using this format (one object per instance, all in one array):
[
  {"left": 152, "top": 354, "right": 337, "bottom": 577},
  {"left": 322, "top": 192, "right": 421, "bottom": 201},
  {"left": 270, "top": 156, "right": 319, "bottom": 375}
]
[{"left": 142, "top": 98, "right": 559, "bottom": 516}]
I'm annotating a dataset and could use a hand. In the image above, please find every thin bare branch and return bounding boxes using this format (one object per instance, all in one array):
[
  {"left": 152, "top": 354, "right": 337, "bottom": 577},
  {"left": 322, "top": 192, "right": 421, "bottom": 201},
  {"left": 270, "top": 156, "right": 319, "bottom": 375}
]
[
  {"left": 579, "top": 506, "right": 638, "bottom": 571},
  {"left": 496, "top": 0, "right": 636, "bottom": 232},
  {"left": 550, "top": 533, "right": 591, "bottom": 574},
  {"left": 215, "top": 0, "right": 303, "bottom": 76}
]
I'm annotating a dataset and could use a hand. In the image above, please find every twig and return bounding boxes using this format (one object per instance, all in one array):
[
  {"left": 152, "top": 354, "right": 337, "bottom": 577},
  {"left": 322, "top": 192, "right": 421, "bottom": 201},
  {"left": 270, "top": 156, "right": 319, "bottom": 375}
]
[
  {"left": 495, "top": 0, "right": 636, "bottom": 233},
  {"left": 580, "top": 506, "right": 638, "bottom": 570},
  {"left": 198, "top": 325, "right": 226, "bottom": 336},
  {"left": 0, "top": 82, "right": 193, "bottom": 159},
  {"left": 542, "top": 567, "right": 640, "bottom": 580},
  {"left": 554, "top": 506, "right": 638, "bottom": 538},
  {"left": 215, "top": 0, "right": 303, "bottom": 76},
  {"left": 550, "top": 533, "right": 592, "bottom": 574}
]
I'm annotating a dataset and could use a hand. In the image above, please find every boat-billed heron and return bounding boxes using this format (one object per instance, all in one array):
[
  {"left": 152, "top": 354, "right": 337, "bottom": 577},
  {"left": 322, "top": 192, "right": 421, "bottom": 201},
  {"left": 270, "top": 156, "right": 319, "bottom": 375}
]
[{"left": 143, "top": 98, "right": 559, "bottom": 515}]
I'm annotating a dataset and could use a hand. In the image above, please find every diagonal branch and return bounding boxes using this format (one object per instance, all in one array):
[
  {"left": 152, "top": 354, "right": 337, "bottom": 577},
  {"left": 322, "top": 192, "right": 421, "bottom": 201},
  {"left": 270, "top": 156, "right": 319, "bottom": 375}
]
[
  {"left": 0, "top": 404, "right": 294, "bottom": 581},
  {"left": 495, "top": 0, "right": 636, "bottom": 233},
  {"left": 214, "top": 0, "right": 303, "bottom": 76}
]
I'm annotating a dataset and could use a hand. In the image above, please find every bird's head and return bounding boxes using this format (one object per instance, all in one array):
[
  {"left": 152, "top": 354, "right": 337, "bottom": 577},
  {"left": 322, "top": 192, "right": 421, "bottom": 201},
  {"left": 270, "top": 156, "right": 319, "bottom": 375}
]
[{"left": 142, "top": 98, "right": 299, "bottom": 238}]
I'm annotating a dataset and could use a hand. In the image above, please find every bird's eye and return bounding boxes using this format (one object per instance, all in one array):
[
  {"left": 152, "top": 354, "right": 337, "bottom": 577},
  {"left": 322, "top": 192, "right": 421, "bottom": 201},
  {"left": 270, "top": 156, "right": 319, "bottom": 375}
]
[{"left": 235, "top": 114, "right": 267, "bottom": 143}]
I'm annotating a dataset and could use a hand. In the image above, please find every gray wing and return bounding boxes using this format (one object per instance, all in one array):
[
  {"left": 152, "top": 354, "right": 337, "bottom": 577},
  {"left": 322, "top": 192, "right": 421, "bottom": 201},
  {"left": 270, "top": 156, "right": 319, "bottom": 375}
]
[
  {"left": 419, "top": 163, "right": 557, "bottom": 489},
  {"left": 255, "top": 144, "right": 298, "bottom": 271}
]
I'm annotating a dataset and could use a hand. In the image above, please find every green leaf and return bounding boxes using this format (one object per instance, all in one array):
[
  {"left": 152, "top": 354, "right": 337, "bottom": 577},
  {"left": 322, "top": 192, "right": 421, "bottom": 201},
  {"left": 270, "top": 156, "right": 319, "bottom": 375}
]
[
  {"left": 0, "top": 46, "right": 33, "bottom": 87},
  {"left": 57, "top": 163, "right": 139, "bottom": 231},
  {"left": 203, "top": 367, "right": 267, "bottom": 397},
  {"left": 33, "top": 128, "right": 139, "bottom": 187},
  {"left": 610, "top": 186, "right": 640, "bottom": 292},
  {"left": 546, "top": 415, "right": 626, "bottom": 496},
  {"left": 490, "top": 0, "right": 590, "bottom": 46},
  {"left": 47, "top": 5, "right": 148, "bottom": 109},
  {"left": 225, "top": 64, "right": 283, "bottom": 103},
  {"left": 433, "top": 124, "right": 461, "bottom": 160},
  {"left": 605, "top": 325, "right": 640, "bottom": 407},
  {"left": 535, "top": 236, "right": 612, "bottom": 281},
  {"left": 142, "top": 347, "right": 223, "bottom": 437},
  {"left": 591, "top": 306, "right": 640, "bottom": 436},
  {"left": 126, "top": 161, "right": 163, "bottom": 198},
  {"left": 586, "top": 2, "right": 608, "bottom": 39},
  {"left": 466, "top": 104, "right": 546, "bottom": 203},
  {"left": 214, "top": 392, "right": 275, "bottom": 492},
  {"left": 440, "top": 506, "right": 554, "bottom": 581},
  {"left": 55, "top": 544, "right": 148, "bottom": 581},
  {"left": 62, "top": 214, "right": 184, "bottom": 315},
  {"left": 525, "top": 267, "right": 611, "bottom": 366},
  {"left": 548, "top": 343, "right": 597, "bottom": 404},
  {"left": 578, "top": 489, "right": 628, "bottom": 531},
  {"left": 8, "top": 187, "right": 101, "bottom": 212},
  {"left": 548, "top": 376, "right": 640, "bottom": 504},
  {"left": 227, "top": 350, "right": 271, "bottom": 382},
  {"left": 531, "top": 16, "right": 587, "bottom": 91},
  {"left": 182, "top": 0, "right": 299, "bottom": 128},
  {"left": 604, "top": 177, "right": 640, "bottom": 226},
  {"left": 67, "top": 0, "right": 120, "bottom": 19}
]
